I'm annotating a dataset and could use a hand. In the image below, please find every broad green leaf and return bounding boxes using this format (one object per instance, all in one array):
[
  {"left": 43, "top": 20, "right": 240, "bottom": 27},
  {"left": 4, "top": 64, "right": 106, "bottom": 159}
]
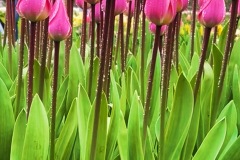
[
  {"left": 219, "top": 136, "right": 240, "bottom": 160},
  {"left": 85, "top": 93, "right": 108, "bottom": 160},
  {"left": 164, "top": 74, "right": 193, "bottom": 160},
  {"left": 0, "top": 63, "right": 13, "bottom": 90},
  {"left": 10, "top": 110, "right": 27, "bottom": 160},
  {"left": 218, "top": 21, "right": 229, "bottom": 53},
  {"left": 118, "top": 112, "right": 128, "bottom": 160},
  {"left": 179, "top": 51, "right": 190, "bottom": 76},
  {"left": 21, "top": 95, "right": 49, "bottom": 160},
  {"left": 55, "top": 99, "right": 78, "bottom": 160},
  {"left": 128, "top": 91, "right": 144, "bottom": 160},
  {"left": 0, "top": 78, "right": 15, "bottom": 159},
  {"left": 193, "top": 118, "right": 226, "bottom": 160},
  {"left": 77, "top": 85, "right": 91, "bottom": 160},
  {"left": 144, "top": 129, "right": 155, "bottom": 160},
  {"left": 106, "top": 72, "right": 121, "bottom": 160}
]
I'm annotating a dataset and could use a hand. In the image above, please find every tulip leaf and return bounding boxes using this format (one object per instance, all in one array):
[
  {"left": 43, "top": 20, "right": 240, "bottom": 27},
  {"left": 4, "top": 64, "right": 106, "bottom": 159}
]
[
  {"left": 106, "top": 72, "right": 121, "bottom": 159},
  {"left": 0, "top": 78, "right": 15, "bottom": 159},
  {"left": 55, "top": 99, "right": 78, "bottom": 160},
  {"left": 219, "top": 136, "right": 240, "bottom": 160},
  {"left": 193, "top": 118, "right": 226, "bottom": 160},
  {"left": 164, "top": 74, "right": 193, "bottom": 160},
  {"left": 21, "top": 95, "right": 49, "bottom": 160},
  {"left": 77, "top": 85, "right": 91, "bottom": 160},
  {"left": 218, "top": 21, "right": 229, "bottom": 53},
  {"left": 118, "top": 112, "right": 128, "bottom": 160},
  {"left": 10, "top": 110, "right": 27, "bottom": 160},
  {"left": 128, "top": 91, "right": 144, "bottom": 160},
  {"left": 0, "top": 63, "right": 13, "bottom": 90}
]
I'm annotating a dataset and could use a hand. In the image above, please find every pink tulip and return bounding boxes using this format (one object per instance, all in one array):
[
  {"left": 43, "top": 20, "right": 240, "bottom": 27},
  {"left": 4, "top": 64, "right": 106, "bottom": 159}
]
[
  {"left": 197, "top": 0, "right": 226, "bottom": 28},
  {"left": 48, "top": 0, "right": 72, "bottom": 41},
  {"left": 85, "top": 0, "right": 99, "bottom": 5},
  {"left": 76, "top": 0, "right": 91, "bottom": 9},
  {"left": 16, "top": 0, "right": 51, "bottom": 22},
  {"left": 198, "top": 0, "right": 206, "bottom": 7},
  {"left": 102, "top": 0, "right": 127, "bottom": 16},
  {"left": 145, "top": 0, "right": 177, "bottom": 26},
  {"left": 176, "top": 0, "right": 188, "bottom": 12},
  {"left": 89, "top": 2, "right": 102, "bottom": 23},
  {"left": 149, "top": 23, "right": 168, "bottom": 36},
  {"left": 124, "top": 0, "right": 135, "bottom": 17}
]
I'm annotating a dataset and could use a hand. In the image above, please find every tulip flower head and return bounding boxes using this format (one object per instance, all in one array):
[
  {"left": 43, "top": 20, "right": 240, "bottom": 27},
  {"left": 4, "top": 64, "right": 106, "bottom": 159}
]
[
  {"left": 149, "top": 23, "right": 168, "bottom": 36},
  {"left": 16, "top": 0, "right": 51, "bottom": 22},
  {"left": 145, "top": 0, "right": 177, "bottom": 26},
  {"left": 177, "top": 0, "right": 188, "bottom": 12},
  {"left": 76, "top": 0, "right": 91, "bottom": 9},
  {"left": 102, "top": 0, "right": 127, "bottom": 16},
  {"left": 89, "top": 2, "right": 102, "bottom": 23},
  {"left": 197, "top": 0, "right": 226, "bottom": 28},
  {"left": 48, "top": 0, "right": 72, "bottom": 41},
  {"left": 124, "top": 0, "right": 135, "bottom": 17}
]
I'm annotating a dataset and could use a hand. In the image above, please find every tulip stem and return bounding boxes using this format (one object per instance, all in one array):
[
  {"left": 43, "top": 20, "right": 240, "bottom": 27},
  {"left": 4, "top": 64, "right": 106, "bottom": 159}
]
[
  {"left": 141, "top": 0, "right": 146, "bottom": 104},
  {"left": 26, "top": 22, "right": 36, "bottom": 119},
  {"left": 15, "top": 18, "right": 25, "bottom": 118},
  {"left": 124, "top": 1, "right": 132, "bottom": 63},
  {"left": 159, "top": 23, "right": 174, "bottom": 160},
  {"left": 194, "top": 27, "right": 211, "bottom": 102},
  {"left": 211, "top": 0, "right": 239, "bottom": 126},
  {"left": 88, "top": 4, "right": 96, "bottom": 98},
  {"left": 90, "top": 0, "right": 113, "bottom": 159},
  {"left": 132, "top": 0, "right": 141, "bottom": 55},
  {"left": 175, "top": 12, "right": 181, "bottom": 72},
  {"left": 142, "top": 25, "right": 161, "bottom": 154},
  {"left": 190, "top": 0, "right": 197, "bottom": 59},
  {"left": 50, "top": 41, "right": 60, "bottom": 160},
  {"left": 120, "top": 14, "right": 125, "bottom": 72},
  {"left": 97, "top": 23, "right": 101, "bottom": 58},
  {"left": 39, "top": 19, "right": 49, "bottom": 100},
  {"left": 80, "top": 2, "right": 88, "bottom": 62}
]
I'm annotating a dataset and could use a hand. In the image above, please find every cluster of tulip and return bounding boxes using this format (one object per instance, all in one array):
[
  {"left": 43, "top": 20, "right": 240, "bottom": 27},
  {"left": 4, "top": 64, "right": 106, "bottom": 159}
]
[{"left": 2, "top": 0, "right": 240, "bottom": 159}]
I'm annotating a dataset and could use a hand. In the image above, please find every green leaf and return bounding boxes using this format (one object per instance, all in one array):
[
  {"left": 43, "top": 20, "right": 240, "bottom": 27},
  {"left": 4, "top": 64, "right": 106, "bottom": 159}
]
[
  {"left": 218, "top": 21, "right": 229, "bottom": 53},
  {"left": 21, "top": 95, "right": 49, "bottom": 160},
  {"left": 164, "top": 74, "right": 193, "bottom": 160},
  {"left": 193, "top": 118, "right": 227, "bottom": 160},
  {"left": 55, "top": 99, "right": 78, "bottom": 160},
  {"left": 106, "top": 72, "right": 121, "bottom": 159},
  {"left": 77, "top": 85, "right": 91, "bottom": 160},
  {"left": 219, "top": 136, "right": 240, "bottom": 160},
  {"left": 10, "top": 110, "right": 27, "bottom": 160},
  {"left": 0, "top": 63, "right": 13, "bottom": 90},
  {"left": 117, "top": 112, "right": 128, "bottom": 160},
  {"left": 0, "top": 78, "right": 15, "bottom": 159},
  {"left": 128, "top": 91, "right": 144, "bottom": 160}
]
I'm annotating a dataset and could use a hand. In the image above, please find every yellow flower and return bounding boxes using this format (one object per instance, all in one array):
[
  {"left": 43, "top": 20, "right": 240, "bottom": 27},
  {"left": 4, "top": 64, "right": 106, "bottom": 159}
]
[
  {"left": 217, "top": 25, "right": 223, "bottom": 36},
  {"left": 73, "top": 13, "right": 83, "bottom": 27},
  {"left": 199, "top": 26, "right": 204, "bottom": 36},
  {"left": 184, "top": 24, "right": 191, "bottom": 34}
]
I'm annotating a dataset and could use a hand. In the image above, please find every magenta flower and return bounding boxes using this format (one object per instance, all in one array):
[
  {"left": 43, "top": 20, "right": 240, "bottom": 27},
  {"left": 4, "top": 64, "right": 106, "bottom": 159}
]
[
  {"left": 197, "top": 0, "right": 226, "bottom": 28},
  {"left": 198, "top": 0, "right": 206, "bottom": 7},
  {"left": 89, "top": 2, "right": 102, "bottom": 23},
  {"left": 16, "top": 0, "right": 51, "bottom": 22},
  {"left": 124, "top": 0, "right": 135, "bottom": 17},
  {"left": 145, "top": 0, "right": 177, "bottom": 26},
  {"left": 176, "top": 0, "right": 188, "bottom": 12},
  {"left": 76, "top": 0, "right": 91, "bottom": 9},
  {"left": 48, "top": 0, "right": 72, "bottom": 41},
  {"left": 149, "top": 23, "right": 168, "bottom": 36},
  {"left": 102, "top": 0, "right": 127, "bottom": 16}
]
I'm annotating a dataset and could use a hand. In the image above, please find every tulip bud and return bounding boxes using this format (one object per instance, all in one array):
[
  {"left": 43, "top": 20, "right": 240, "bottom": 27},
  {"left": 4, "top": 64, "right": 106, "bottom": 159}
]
[
  {"left": 76, "top": 0, "right": 91, "bottom": 9},
  {"left": 149, "top": 23, "right": 168, "bottom": 36},
  {"left": 16, "top": 0, "right": 51, "bottom": 22},
  {"left": 198, "top": 0, "right": 206, "bottom": 7},
  {"left": 176, "top": 0, "right": 188, "bottom": 12},
  {"left": 124, "top": 0, "right": 135, "bottom": 17},
  {"left": 48, "top": 0, "right": 72, "bottom": 41},
  {"left": 197, "top": 0, "right": 226, "bottom": 28},
  {"left": 89, "top": 2, "right": 102, "bottom": 23},
  {"left": 85, "top": 0, "right": 99, "bottom": 5},
  {"left": 145, "top": 0, "right": 177, "bottom": 26},
  {"left": 102, "top": 0, "right": 127, "bottom": 16}
]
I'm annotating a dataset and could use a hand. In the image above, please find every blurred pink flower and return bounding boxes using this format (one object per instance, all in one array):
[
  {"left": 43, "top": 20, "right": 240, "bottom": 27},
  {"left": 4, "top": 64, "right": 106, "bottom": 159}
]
[
  {"left": 149, "top": 23, "right": 168, "bottom": 36},
  {"left": 144, "top": 0, "right": 176, "bottom": 26},
  {"left": 176, "top": 0, "right": 188, "bottom": 12},
  {"left": 89, "top": 2, "right": 102, "bottom": 23},
  {"left": 197, "top": 0, "right": 226, "bottom": 28},
  {"left": 124, "top": 0, "right": 135, "bottom": 17},
  {"left": 16, "top": 0, "right": 51, "bottom": 22},
  {"left": 76, "top": 0, "right": 91, "bottom": 9},
  {"left": 102, "top": 0, "right": 127, "bottom": 16},
  {"left": 48, "top": 0, "right": 72, "bottom": 41}
]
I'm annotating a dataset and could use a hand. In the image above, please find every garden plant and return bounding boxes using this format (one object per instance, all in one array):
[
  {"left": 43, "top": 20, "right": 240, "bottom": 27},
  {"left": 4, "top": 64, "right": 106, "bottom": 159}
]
[{"left": 1, "top": 0, "right": 240, "bottom": 159}]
